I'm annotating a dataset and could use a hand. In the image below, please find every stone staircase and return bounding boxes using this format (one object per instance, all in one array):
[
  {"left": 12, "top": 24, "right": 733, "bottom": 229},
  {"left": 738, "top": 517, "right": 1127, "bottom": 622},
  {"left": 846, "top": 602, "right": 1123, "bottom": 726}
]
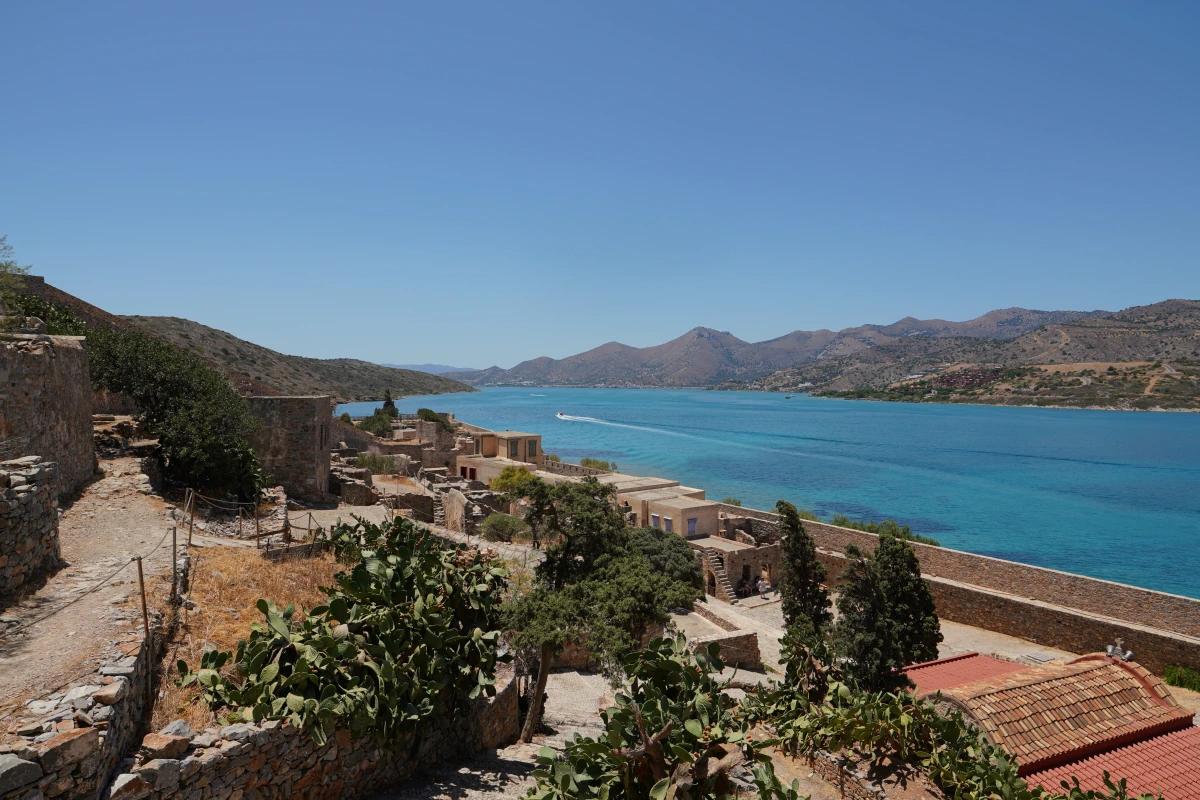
[
  {"left": 701, "top": 549, "right": 737, "bottom": 604},
  {"left": 432, "top": 495, "right": 446, "bottom": 527}
]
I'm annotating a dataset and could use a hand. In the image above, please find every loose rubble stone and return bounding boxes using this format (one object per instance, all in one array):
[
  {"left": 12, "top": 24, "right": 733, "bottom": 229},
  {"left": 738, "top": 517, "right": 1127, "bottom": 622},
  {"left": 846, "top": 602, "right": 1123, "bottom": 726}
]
[
  {"left": 158, "top": 720, "right": 192, "bottom": 738},
  {"left": 107, "top": 773, "right": 151, "bottom": 800},
  {"left": 90, "top": 682, "right": 126, "bottom": 706},
  {"left": 37, "top": 728, "right": 99, "bottom": 773},
  {"left": 0, "top": 754, "right": 43, "bottom": 793},
  {"left": 134, "top": 758, "right": 180, "bottom": 791},
  {"left": 139, "top": 733, "right": 189, "bottom": 760}
]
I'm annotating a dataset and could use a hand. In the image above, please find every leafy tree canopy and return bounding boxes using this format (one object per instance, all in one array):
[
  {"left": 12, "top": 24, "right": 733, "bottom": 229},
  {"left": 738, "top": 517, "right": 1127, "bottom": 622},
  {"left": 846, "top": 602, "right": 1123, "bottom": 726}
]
[
  {"left": 490, "top": 464, "right": 536, "bottom": 494},
  {"left": 830, "top": 514, "right": 940, "bottom": 547}
]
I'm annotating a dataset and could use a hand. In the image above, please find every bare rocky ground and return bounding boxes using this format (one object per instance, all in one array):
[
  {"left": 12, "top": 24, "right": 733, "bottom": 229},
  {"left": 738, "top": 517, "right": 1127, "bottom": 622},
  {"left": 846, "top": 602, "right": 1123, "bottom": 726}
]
[
  {"left": 0, "top": 457, "right": 176, "bottom": 723},
  {"left": 377, "top": 671, "right": 611, "bottom": 800}
]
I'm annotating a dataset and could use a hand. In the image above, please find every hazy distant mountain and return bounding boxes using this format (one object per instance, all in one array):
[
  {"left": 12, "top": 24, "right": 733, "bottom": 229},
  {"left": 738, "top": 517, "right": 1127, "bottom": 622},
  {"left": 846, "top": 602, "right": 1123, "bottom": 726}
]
[
  {"left": 382, "top": 363, "right": 477, "bottom": 375},
  {"left": 447, "top": 308, "right": 1112, "bottom": 388},
  {"left": 752, "top": 299, "right": 1200, "bottom": 392}
]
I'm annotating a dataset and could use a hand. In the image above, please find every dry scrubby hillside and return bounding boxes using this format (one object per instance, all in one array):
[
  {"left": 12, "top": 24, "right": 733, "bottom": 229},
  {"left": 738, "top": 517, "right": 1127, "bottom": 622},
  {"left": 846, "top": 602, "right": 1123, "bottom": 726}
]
[
  {"left": 751, "top": 300, "right": 1200, "bottom": 399},
  {"left": 123, "top": 316, "right": 473, "bottom": 402},
  {"left": 450, "top": 308, "right": 1107, "bottom": 388}
]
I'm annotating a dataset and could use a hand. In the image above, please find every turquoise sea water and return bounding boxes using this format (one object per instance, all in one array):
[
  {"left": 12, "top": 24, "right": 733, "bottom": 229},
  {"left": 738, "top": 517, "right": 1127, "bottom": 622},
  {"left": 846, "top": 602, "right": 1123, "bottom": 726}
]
[{"left": 338, "top": 389, "right": 1200, "bottom": 599}]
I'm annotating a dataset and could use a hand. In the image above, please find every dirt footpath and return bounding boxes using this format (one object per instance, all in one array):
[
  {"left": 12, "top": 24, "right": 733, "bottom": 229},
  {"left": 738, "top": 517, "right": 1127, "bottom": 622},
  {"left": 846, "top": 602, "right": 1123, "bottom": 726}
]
[{"left": 0, "top": 457, "right": 176, "bottom": 717}]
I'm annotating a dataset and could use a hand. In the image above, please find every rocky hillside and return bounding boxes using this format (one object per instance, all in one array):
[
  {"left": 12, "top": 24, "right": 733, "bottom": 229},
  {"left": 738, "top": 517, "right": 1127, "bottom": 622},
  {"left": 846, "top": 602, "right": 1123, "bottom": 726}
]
[
  {"left": 124, "top": 316, "right": 473, "bottom": 402},
  {"left": 449, "top": 308, "right": 1110, "bottom": 388},
  {"left": 749, "top": 300, "right": 1200, "bottom": 393}
]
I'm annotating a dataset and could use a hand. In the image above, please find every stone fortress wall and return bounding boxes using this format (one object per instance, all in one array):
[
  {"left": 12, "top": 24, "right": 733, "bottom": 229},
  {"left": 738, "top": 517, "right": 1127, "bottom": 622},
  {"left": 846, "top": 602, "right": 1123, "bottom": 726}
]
[
  {"left": 802, "top": 519, "right": 1200, "bottom": 674},
  {"left": 0, "top": 457, "right": 59, "bottom": 598},
  {"left": 0, "top": 335, "right": 97, "bottom": 500}
]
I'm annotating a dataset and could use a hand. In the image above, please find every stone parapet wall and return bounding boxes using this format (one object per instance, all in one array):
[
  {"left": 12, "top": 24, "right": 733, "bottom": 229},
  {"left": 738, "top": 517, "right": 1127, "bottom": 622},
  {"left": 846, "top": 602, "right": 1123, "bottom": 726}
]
[
  {"left": 105, "top": 666, "right": 519, "bottom": 800},
  {"left": 0, "top": 457, "right": 60, "bottom": 597},
  {"left": 801, "top": 519, "right": 1200, "bottom": 639},
  {"left": 540, "top": 461, "right": 609, "bottom": 478},
  {"left": 814, "top": 550, "right": 1200, "bottom": 674},
  {"left": 0, "top": 335, "right": 96, "bottom": 499}
]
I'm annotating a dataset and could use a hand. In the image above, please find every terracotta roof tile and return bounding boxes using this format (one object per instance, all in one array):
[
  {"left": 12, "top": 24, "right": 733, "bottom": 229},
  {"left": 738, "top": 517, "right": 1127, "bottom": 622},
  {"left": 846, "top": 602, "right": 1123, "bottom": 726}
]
[
  {"left": 901, "top": 652, "right": 1032, "bottom": 697},
  {"left": 939, "top": 656, "right": 1192, "bottom": 775},
  {"left": 1027, "top": 726, "right": 1200, "bottom": 799}
]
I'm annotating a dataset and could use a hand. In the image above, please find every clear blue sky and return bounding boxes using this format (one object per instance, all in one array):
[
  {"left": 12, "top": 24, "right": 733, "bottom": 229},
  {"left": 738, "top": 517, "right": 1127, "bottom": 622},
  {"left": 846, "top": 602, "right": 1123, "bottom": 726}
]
[{"left": 4, "top": 3, "right": 1198, "bottom": 369}]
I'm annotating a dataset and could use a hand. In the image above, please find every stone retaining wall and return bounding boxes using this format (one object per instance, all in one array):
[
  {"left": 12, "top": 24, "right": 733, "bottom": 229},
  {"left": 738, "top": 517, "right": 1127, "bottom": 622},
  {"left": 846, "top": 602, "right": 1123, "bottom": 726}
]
[
  {"left": 801, "top": 519, "right": 1200, "bottom": 640},
  {"left": 0, "top": 580, "right": 178, "bottom": 800},
  {"left": 105, "top": 666, "right": 519, "bottom": 800},
  {"left": 0, "top": 457, "right": 60, "bottom": 598},
  {"left": 0, "top": 335, "right": 96, "bottom": 500},
  {"left": 690, "top": 631, "right": 760, "bottom": 669}
]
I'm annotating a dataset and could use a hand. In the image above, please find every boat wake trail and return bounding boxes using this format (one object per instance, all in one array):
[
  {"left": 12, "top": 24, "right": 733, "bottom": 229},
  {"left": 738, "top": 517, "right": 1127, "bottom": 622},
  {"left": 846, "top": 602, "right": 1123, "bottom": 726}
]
[{"left": 556, "top": 414, "right": 693, "bottom": 439}]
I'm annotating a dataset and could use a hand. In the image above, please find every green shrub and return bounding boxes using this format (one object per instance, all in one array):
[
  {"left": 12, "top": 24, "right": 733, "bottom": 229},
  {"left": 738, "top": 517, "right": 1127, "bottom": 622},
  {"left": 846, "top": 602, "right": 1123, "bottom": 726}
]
[
  {"left": 546, "top": 453, "right": 562, "bottom": 462},
  {"left": 479, "top": 512, "right": 529, "bottom": 542},
  {"left": 830, "top": 514, "right": 940, "bottom": 546},
  {"left": 580, "top": 457, "right": 617, "bottom": 472},
  {"left": 357, "top": 411, "right": 393, "bottom": 438},
  {"left": 87, "top": 326, "right": 262, "bottom": 499},
  {"left": 1164, "top": 663, "right": 1200, "bottom": 692},
  {"left": 6, "top": 293, "right": 86, "bottom": 336},
  {"left": 178, "top": 516, "right": 509, "bottom": 744},
  {"left": 356, "top": 454, "right": 396, "bottom": 474},
  {"left": 626, "top": 526, "right": 704, "bottom": 594},
  {"left": 490, "top": 465, "right": 535, "bottom": 493},
  {"left": 417, "top": 407, "right": 454, "bottom": 432},
  {"left": 721, "top": 496, "right": 742, "bottom": 506},
  {"left": 339, "top": 412, "right": 352, "bottom": 424}
]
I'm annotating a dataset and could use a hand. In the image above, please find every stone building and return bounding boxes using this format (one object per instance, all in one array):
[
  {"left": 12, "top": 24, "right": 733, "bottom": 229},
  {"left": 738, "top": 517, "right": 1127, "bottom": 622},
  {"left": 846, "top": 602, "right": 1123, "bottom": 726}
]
[
  {"left": 246, "top": 396, "right": 332, "bottom": 504},
  {"left": 0, "top": 334, "right": 96, "bottom": 500}
]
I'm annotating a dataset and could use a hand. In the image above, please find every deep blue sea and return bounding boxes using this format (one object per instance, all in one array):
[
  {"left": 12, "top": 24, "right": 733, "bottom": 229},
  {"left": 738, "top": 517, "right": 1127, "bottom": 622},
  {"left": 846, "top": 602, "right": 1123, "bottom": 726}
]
[{"left": 338, "top": 389, "right": 1200, "bottom": 599}]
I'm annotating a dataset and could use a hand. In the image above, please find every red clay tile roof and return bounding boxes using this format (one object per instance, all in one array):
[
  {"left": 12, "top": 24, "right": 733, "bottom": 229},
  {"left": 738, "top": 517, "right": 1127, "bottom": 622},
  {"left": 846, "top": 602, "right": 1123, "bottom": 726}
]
[
  {"left": 901, "top": 652, "right": 1032, "bottom": 697},
  {"left": 939, "top": 655, "right": 1192, "bottom": 775},
  {"left": 1027, "top": 726, "right": 1200, "bottom": 799}
]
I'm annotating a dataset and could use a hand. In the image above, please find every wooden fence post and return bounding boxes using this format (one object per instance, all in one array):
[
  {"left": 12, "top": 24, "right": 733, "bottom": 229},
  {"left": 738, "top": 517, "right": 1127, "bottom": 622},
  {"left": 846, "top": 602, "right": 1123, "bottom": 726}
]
[
  {"left": 170, "top": 526, "right": 177, "bottom": 603},
  {"left": 135, "top": 556, "right": 153, "bottom": 704}
]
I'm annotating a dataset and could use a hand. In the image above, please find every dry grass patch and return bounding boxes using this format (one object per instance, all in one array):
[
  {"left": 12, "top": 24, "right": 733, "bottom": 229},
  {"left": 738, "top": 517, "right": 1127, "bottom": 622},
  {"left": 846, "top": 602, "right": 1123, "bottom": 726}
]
[{"left": 153, "top": 545, "right": 341, "bottom": 731}]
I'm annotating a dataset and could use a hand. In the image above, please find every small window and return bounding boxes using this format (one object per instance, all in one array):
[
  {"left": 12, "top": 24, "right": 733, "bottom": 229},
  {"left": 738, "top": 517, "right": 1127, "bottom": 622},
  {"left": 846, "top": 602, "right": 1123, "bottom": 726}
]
[
  {"left": 664, "top": 518, "right": 673, "bottom": 533},
  {"left": 509, "top": 440, "right": 519, "bottom": 459},
  {"left": 527, "top": 440, "right": 537, "bottom": 458},
  {"left": 651, "top": 514, "right": 660, "bottom": 528},
  {"left": 475, "top": 439, "right": 481, "bottom": 455},
  {"left": 687, "top": 518, "right": 697, "bottom": 536}
]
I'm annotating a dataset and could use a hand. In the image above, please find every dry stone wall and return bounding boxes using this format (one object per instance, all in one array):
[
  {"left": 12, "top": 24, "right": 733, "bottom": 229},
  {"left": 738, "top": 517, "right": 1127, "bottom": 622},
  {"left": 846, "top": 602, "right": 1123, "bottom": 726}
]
[
  {"left": 0, "top": 335, "right": 96, "bottom": 500},
  {"left": 104, "top": 666, "right": 519, "bottom": 800},
  {"left": 0, "top": 457, "right": 60, "bottom": 598},
  {"left": 0, "top": 596, "right": 167, "bottom": 800}
]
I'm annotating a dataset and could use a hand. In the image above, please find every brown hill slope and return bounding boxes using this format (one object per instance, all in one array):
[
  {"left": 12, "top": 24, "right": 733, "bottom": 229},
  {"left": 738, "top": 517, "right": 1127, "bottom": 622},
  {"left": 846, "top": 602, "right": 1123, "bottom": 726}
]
[
  {"left": 123, "top": 316, "right": 473, "bottom": 402},
  {"left": 751, "top": 299, "right": 1200, "bottom": 393},
  {"left": 449, "top": 308, "right": 1110, "bottom": 388}
]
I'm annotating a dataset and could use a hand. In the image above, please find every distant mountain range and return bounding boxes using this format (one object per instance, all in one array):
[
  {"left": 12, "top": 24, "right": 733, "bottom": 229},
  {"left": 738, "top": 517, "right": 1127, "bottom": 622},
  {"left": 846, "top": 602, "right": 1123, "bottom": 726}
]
[
  {"left": 382, "top": 363, "right": 477, "bottom": 375},
  {"left": 446, "top": 307, "right": 1114, "bottom": 388},
  {"left": 751, "top": 299, "right": 1200, "bottom": 393}
]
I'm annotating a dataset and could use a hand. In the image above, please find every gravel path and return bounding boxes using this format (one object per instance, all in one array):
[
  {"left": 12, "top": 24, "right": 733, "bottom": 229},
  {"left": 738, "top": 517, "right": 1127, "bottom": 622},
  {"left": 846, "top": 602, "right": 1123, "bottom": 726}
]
[{"left": 0, "top": 458, "right": 176, "bottom": 712}]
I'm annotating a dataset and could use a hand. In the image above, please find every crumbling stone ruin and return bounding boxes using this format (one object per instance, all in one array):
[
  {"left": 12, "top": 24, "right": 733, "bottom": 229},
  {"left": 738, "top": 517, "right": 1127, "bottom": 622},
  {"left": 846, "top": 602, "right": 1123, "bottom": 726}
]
[
  {"left": 245, "top": 396, "right": 333, "bottom": 505},
  {"left": 0, "top": 334, "right": 97, "bottom": 500}
]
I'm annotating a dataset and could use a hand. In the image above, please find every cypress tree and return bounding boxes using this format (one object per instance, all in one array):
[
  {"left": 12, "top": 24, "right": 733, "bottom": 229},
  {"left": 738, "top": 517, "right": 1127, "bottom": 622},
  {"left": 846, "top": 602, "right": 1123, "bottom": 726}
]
[
  {"left": 776, "top": 500, "right": 831, "bottom": 636},
  {"left": 834, "top": 533, "right": 942, "bottom": 692}
]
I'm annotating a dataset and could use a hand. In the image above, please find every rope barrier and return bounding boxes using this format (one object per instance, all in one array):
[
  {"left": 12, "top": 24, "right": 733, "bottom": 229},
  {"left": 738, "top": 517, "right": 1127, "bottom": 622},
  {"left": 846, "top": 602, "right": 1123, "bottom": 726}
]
[
  {"left": 191, "top": 492, "right": 257, "bottom": 511},
  {"left": 1, "top": 525, "right": 176, "bottom": 639}
]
